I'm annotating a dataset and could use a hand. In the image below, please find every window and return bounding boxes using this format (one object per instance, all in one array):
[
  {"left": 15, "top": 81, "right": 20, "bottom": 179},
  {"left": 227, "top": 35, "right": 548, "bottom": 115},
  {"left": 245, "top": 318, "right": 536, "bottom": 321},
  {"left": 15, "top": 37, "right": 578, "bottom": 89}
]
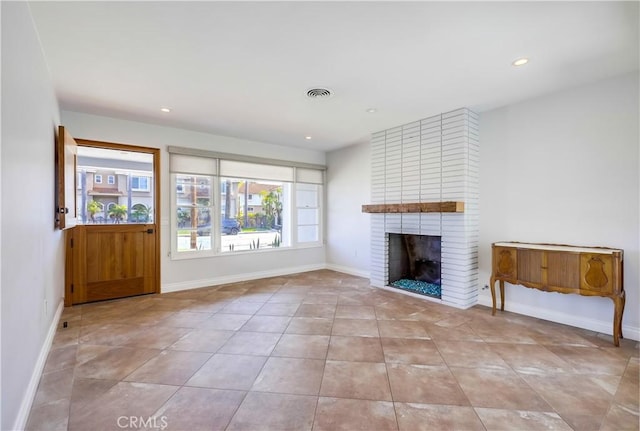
[
  {"left": 169, "top": 148, "right": 324, "bottom": 259},
  {"left": 175, "top": 175, "right": 214, "bottom": 253},
  {"left": 76, "top": 146, "right": 155, "bottom": 224},
  {"left": 220, "top": 178, "right": 289, "bottom": 253},
  {"left": 296, "top": 183, "right": 321, "bottom": 243},
  {"left": 131, "top": 176, "right": 150, "bottom": 191}
]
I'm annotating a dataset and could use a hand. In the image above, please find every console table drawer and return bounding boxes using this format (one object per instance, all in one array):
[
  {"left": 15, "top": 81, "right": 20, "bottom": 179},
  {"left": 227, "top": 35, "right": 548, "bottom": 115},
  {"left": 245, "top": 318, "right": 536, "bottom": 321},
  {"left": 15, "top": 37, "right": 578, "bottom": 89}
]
[
  {"left": 493, "top": 246, "right": 517, "bottom": 280},
  {"left": 580, "top": 253, "right": 614, "bottom": 294}
]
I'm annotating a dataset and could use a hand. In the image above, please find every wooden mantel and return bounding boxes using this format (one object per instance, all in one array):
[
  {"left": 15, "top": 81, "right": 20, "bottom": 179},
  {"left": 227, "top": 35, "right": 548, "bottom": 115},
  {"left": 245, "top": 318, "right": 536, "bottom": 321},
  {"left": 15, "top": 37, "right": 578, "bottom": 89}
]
[{"left": 361, "top": 201, "right": 464, "bottom": 214}]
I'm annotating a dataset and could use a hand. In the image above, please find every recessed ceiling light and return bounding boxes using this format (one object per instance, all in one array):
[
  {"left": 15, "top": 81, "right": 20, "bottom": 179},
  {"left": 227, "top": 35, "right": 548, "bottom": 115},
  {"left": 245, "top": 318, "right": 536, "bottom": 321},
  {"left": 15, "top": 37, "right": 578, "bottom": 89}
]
[
  {"left": 512, "top": 58, "right": 529, "bottom": 67},
  {"left": 160, "top": 107, "right": 171, "bottom": 113},
  {"left": 366, "top": 108, "right": 377, "bottom": 113},
  {"left": 305, "top": 136, "right": 312, "bottom": 140}
]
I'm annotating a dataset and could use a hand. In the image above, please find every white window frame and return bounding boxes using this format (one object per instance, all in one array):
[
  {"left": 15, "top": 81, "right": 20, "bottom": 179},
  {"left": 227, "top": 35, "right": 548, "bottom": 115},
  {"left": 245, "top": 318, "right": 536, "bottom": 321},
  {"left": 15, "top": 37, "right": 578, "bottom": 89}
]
[
  {"left": 168, "top": 147, "right": 325, "bottom": 260},
  {"left": 219, "top": 177, "right": 291, "bottom": 254},
  {"left": 131, "top": 175, "right": 150, "bottom": 191},
  {"left": 295, "top": 183, "right": 323, "bottom": 247},
  {"left": 107, "top": 175, "right": 115, "bottom": 185},
  {"left": 171, "top": 173, "right": 216, "bottom": 259},
  {"left": 94, "top": 174, "right": 102, "bottom": 184}
]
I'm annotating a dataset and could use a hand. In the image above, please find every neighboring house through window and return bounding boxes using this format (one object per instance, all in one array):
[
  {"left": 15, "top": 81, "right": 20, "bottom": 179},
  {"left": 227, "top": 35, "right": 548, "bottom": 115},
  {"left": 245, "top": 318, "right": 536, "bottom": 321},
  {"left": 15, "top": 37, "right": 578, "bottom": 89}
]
[{"left": 75, "top": 146, "right": 154, "bottom": 224}]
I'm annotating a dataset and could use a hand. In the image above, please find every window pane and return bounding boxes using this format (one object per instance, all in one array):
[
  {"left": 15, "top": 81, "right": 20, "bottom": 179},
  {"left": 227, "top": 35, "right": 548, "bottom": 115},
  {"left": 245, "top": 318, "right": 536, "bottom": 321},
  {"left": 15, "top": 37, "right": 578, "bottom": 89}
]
[
  {"left": 296, "top": 187, "right": 318, "bottom": 208},
  {"left": 174, "top": 174, "right": 214, "bottom": 253},
  {"left": 298, "top": 208, "right": 318, "bottom": 225},
  {"left": 76, "top": 147, "right": 154, "bottom": 224},
  {"left": 176, "top": 175, "right": 211, "bottom": 202},
  {"left": 176, "top": 228, "right": 212, "bottom": 252},
  {"left": 176, "top": 206, "right": 211, "bottom": 228},
  {"left": 296, "top": 183, "right": 320, "bottom": 244},
  {"left": 220, "top": 177, "right": 289, "bottom": 253},
  {"left": 298, "top": 225, "right": 318, "bottom": 242}
]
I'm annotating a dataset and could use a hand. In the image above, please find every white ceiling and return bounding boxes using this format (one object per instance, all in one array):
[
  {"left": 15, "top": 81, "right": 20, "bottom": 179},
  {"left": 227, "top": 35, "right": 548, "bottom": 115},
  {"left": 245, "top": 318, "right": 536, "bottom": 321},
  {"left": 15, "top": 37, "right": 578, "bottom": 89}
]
[{"left": 29, "top": 1, "right": 638, "bottom": 152}]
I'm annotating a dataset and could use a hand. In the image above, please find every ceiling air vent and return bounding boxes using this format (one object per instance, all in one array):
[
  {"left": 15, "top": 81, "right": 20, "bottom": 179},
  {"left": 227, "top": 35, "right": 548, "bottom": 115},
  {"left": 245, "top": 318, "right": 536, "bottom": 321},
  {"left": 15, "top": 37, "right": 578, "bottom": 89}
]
[{"left": 306, "top": 88, "right": 333, "bottom": 99}]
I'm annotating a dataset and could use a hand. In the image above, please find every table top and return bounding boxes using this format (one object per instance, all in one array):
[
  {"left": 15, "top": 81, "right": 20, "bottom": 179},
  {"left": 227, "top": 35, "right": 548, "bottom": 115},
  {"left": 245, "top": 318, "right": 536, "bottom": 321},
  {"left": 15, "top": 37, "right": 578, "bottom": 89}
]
[{"left": 493, "top": 242, "right": 622, "bottom": 254}]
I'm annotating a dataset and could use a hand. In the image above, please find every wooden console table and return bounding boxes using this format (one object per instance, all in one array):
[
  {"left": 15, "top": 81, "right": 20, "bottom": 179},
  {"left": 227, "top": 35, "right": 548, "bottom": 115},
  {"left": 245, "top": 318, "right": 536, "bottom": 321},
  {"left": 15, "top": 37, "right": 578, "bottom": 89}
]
[{"left": 490, "top": 242, "right": 625, "bottom": 346}]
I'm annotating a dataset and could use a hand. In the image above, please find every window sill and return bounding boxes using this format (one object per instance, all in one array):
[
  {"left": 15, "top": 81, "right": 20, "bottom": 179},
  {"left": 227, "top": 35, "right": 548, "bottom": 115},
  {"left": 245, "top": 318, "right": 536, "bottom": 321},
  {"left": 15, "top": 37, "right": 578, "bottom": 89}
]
[{"left": 170, "top": 243, "right": 324, "bottom": 261}]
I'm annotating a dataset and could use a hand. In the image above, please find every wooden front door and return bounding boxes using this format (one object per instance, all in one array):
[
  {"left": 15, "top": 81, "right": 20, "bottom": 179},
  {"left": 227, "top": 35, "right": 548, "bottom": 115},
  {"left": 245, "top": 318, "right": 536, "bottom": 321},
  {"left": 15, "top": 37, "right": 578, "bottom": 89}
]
[
  {"left": 68, "top": 224, "right": 157, "bottom": 303},
  {"left": 65, "top": 139, "right": 160, "bottom": 305}
]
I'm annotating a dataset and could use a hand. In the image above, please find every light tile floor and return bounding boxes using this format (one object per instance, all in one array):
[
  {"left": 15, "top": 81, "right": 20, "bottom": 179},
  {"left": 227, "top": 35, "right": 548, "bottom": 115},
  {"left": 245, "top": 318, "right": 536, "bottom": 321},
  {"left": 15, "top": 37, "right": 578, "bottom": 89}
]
[{"left": 26, "top": 270, "right": 639, "bottom": 430}]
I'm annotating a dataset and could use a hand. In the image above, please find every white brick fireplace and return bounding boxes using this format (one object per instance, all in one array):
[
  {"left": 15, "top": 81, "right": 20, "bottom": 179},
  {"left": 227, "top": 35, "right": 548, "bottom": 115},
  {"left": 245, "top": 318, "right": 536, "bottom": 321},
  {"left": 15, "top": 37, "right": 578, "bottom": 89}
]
[{"left": 367, "top": 108, "right": 479, "bottom": 309}]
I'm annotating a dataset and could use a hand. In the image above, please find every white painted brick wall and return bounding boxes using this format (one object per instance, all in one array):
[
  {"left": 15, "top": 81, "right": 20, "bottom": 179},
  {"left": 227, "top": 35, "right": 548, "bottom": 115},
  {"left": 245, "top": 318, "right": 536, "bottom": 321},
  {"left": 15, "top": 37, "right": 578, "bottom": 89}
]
[{"left": 369, "top": 108, "right": 479, "bottom": 309}]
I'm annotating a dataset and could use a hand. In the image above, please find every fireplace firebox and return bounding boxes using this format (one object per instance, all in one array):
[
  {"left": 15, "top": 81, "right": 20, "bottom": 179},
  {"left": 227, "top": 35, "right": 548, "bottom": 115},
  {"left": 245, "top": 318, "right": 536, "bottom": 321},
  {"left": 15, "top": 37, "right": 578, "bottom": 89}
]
[{"left": 388, "top": 233, "right": 442, "bottom": 298}]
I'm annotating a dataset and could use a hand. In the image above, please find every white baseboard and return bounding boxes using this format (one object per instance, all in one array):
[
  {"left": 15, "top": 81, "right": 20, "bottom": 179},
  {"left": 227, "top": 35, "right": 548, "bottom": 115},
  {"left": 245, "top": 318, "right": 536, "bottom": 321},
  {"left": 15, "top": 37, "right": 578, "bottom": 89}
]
[
  {"left": 162, "top": 263, "right": 326, "bottom": 293},
  {"left": 477, "top": 295, "right": 640, "bottom": 342},
  {"left": 13, "top": 300, "right": 64, "bottom": 431},
  {"left": 324, "top": 263, "right": 370, "bottom": 279}
]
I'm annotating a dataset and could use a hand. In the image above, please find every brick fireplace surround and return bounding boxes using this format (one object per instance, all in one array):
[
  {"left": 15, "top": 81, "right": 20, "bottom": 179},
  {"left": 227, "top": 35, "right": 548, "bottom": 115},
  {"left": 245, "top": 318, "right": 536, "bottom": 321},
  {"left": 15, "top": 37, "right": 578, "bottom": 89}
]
[{"left": 365, "top": 108, "right": 479, "bottom": 309}]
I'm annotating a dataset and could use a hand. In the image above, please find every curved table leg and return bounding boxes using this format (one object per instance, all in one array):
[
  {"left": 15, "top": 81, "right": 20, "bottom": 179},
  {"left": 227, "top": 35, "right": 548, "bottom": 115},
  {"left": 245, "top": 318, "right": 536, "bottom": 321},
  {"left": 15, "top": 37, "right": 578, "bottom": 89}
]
[
  {"left": 490, "top": 276, "right": 497, "bottom": 316},
  {"left": 612, "top": 292, "right": 625, "bottom": 347},
  {"left": 499, "top": 280, "right": 505, "bottom": 311},
  {"left": 619, "top": 291, "right": 625, "bottom": 340}
]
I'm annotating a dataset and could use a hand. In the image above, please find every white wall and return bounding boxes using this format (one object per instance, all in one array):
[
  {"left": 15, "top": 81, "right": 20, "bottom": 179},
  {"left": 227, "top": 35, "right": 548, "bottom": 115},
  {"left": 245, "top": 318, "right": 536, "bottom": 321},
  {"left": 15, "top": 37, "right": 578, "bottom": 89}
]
[
  {"left": 1, "top": 2, "right": 65, "bottom": 429},
  {"left": 325, "top": 142, "right": 371, "bottom": 277},
  {"left": 61, "top": 111, "right": 327, "bottom": 290},
  {"left": 326, "top": 72, "right": 639, "bottom": 340},
  {"left": 479, "top": 71, "right": 639, "bottom": 340}
]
